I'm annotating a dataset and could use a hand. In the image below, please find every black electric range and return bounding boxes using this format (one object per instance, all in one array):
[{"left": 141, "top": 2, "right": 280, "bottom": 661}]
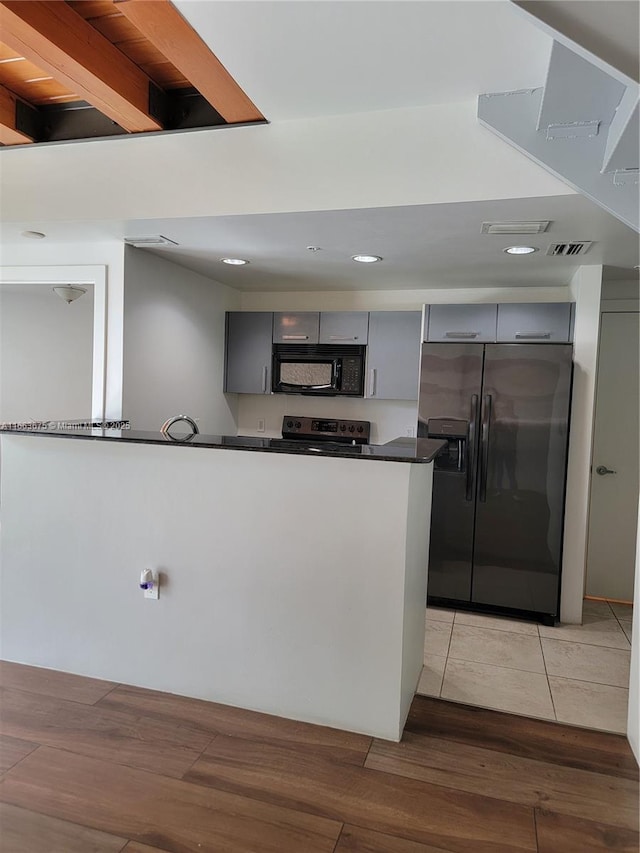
[{"left": 274, "top": 415, "right": 371, "bottom": 448}]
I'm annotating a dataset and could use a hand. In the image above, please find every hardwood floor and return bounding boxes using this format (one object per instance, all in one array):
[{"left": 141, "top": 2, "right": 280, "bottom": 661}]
[{"left": 0, "top": 663, "right": 637, "bottom": 853}]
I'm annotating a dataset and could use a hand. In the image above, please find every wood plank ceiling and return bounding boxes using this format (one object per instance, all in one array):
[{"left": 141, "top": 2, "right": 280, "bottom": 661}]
[{"left": 0, "top": 0, "right": 265, "bottom": 146}]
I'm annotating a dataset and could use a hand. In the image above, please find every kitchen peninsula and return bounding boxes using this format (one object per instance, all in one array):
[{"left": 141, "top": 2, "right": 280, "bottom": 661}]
[{"left": 0, "top": 427, "right": 443, "bottom": 741}]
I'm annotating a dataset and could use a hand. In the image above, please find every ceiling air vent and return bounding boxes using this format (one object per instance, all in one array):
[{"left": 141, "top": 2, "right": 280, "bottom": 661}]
[
  {"left": 481, "top": 221, "right": 550, "bottom": 235},
  {"left": 546, "top": 241, "right": 593, "bottom": 257},
  {"left": 124, "top": 235, "right": 179, "bottom": 247}
]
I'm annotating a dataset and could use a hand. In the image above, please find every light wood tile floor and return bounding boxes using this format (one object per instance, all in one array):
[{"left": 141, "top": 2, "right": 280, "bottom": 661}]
[
  {"left": 420, "top": 599, "right": 633, "bottom": 734},
  {"left": 0, "top": 660, "right": 637, "bottom": 852}
]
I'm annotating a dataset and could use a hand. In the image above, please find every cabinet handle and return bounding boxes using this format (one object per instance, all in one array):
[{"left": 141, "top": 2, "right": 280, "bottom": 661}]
[
  {"left": 329, "top": 335, "right": 358, "bottom": 340},
  {"left": 515, "top": 331, "right": 552, "bottom": 339},
  {"left": 444, "top": 331, "right": 480, "bottom": 339},
  {"left": 262, "top": 365, "right": 268, "bottom": 393},
  {"left": 368, "top": 368, "right": 377, "bottom": 396},
  {"left": 281, "top": 334, "right": 309, "bottom": 340}
]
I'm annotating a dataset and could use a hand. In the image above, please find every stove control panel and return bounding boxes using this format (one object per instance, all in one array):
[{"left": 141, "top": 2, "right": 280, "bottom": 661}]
[{"left": 282, "top": 416, "right": 371, "bottom": 444}]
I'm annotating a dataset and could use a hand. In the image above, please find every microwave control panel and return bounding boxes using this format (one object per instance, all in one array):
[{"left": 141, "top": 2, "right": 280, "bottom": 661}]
[
  {"left": 281, "top": 416, "right": 371, "bottom": 444},
  {"left": 341, "top": 356, "right": 363, "bottom": 394}
]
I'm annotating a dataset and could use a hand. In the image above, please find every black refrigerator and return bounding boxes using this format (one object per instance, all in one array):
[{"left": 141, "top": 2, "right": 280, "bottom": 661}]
[{"left": 418, "top": 343, "right": 572, "bottom": 624}]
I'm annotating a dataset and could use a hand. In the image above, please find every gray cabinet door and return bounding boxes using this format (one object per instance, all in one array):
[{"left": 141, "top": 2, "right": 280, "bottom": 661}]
[
  {"left": 319, "top": 311, "right": 369, "bottom": 344},
  {"left": 427, "top": 304, "right": 497, "bottom": 342},
  {"left": 273, "top": 312, "right": 320, "bottom": 344},
  {"left": 366, "top": 311, "right": 422, "bottom": 400},
  {"left": 497, "top": 303, "right": 573, "bottom": 342},
  {"left": 225, "top": 312, "right": 273, "bottom": 394}
]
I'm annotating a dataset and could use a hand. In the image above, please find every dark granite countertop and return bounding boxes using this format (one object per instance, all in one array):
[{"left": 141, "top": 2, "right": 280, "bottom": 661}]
[{"left": 0, "top": 426, "right": 446, "bottom": 464}]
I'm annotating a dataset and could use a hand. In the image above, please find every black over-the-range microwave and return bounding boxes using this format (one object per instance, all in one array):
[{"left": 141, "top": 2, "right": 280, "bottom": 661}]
[{"left": 272, "top": 344, "right": 366, "bottom": 396}]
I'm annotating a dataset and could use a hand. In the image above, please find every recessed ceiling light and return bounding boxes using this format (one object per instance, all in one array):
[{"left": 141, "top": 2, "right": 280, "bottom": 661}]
[
  {"left": 21, "top": 230, "right": 46, "bottom": 239},
  {"left": 503, "top": 246, "right": 538, "bottom": 255},
  {"left": 352, "top": 254, "right": 382, "bottom": 263},
  {"left": 221, "top": 258, "right": 249, "bottom": 265}
]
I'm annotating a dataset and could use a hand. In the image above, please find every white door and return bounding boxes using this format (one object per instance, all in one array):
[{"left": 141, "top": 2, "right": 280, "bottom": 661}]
[{"left": 586, "top": 312, "right": 639, "bottom": 601}]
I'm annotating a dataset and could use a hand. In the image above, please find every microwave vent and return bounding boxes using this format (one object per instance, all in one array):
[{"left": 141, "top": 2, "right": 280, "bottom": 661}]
[{"left": 546, "top": 241, "right": 593, "bottom": 256}]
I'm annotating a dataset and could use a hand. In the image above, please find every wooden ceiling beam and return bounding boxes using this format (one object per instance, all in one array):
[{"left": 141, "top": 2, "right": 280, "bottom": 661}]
[
  {"left": 116, "top": 0, "right": 264, "bottom": 124},
  {"left": 0, "top": 84, "right": 33, "bottom": 144},
  {"left": 0, "top": 1, "right": 162, "bottom": 132}
]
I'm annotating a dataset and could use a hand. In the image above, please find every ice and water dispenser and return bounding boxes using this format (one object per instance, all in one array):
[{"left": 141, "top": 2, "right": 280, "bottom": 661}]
[{"left": 425, "top": 418, "right": 469, "bottom": 472}]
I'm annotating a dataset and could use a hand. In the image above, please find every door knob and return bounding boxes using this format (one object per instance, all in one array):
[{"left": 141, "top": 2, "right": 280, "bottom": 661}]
[{"left": 596, "top": 465, "right": 616, "bottom": 476}]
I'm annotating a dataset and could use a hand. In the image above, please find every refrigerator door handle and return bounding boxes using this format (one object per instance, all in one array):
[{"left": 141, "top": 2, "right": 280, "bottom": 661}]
[
  {"left": 479, "top": 394, "right": 492, "bottom": 502},
  {"left": 466, "top": 394, "right": 479, "bottom": 501}
]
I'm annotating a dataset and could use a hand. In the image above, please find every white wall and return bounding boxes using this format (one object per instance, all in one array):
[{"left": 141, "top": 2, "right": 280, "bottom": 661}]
[
  {"left": 0, "top": 284, "right": 93, "bottom": 422},
  {"left": 628, "top": 500, "right": 640, "bottom": 762},
  {"left": 1, "top": 241, "right": 125, "bottom": 419},
  {"left": 601, "top": 279, "right": 640, "bottom": 299},
  {"left": 0, "top": 434, "right": 431, "bottom": 740},
  {"left": 237, "top": 285, "right": 572, "bottom": 443},
  {"left": 601, "top": 275, "right": 639, "bottom": 759},
  {"left": 0, "top": 102, "right": 574, "bottom": 225},
  {"left": 562, "top": 266, "right": 603, "bottom": 623},
  {"left": 240, "top": 285, "right": 573, "bottom": 312},
  {"left": 122, "top": 247, "right": 240, "bottom": 434},
  {"left": 600, "top": 278, "right": 640, "bottom": 312}
]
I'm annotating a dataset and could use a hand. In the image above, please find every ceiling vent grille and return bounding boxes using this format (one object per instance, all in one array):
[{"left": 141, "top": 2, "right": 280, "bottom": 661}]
[
  {"left": 124, "top": 235, "right": 179, "bottom": 247},
  {"left": 546, "top": 241, "right": 593, "bottom": 257},
  {"left": 481, "top": 221, "right": 550, "bottom": 235}
]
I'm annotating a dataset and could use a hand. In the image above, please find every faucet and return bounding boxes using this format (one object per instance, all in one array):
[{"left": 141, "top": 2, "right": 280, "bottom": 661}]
[{"left": 160, "top": 415, "right": 200, "bottom": 440}]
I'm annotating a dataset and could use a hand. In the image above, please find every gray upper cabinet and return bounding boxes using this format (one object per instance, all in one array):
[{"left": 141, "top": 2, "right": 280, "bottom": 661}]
[
  {"left": 319, "top": 311, "right": 369, "bottom": 344},
  {"left": 225, "top": 312, "right": 273, "bottom": 394},
  {"left": 426, "top": 304, "right": 498, "bottom": 342},
  {"left": 497, "top": 302, "right": 573, "bottom": 342},
  {"left": 273, "top": 312, "right": 320, "bottom": 344},
  {"left": 366, "top": 311, "right": 422, "bottom": 400}
]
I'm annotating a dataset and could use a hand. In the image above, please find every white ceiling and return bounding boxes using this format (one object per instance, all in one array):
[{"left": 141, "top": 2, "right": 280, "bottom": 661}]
[
  {"left": 174, "top": 0, "right": 553, "bottom": 120},
  {"left": 1, "top": 1, "right": 637, "bottom": 291},
  {"left": 124, "top": 195, "right": 640, "bottom": 290},
  {"left": 5, "top": 192, "right": 636, "bottom": 291},
  {"left": 513, "top": 0, "right": 640, "bottom": 83}
]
